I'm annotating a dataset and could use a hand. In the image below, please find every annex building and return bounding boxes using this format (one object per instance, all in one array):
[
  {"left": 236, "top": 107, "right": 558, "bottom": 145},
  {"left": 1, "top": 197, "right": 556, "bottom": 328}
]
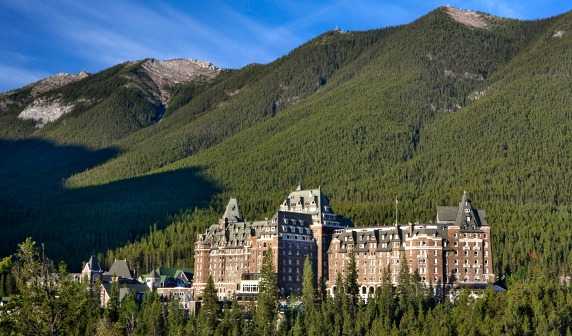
[{"left": 192, "top": 187, "right": 494, "bottom": 300}]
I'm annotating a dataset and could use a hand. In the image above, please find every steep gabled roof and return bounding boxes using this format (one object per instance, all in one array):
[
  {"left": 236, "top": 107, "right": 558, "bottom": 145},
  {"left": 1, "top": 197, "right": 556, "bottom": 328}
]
[
  {"left": 436, "top": 192, "right": 487, "bottom": 228},
  {"left": 104, "top": 259, "right": 133, "bottom": 279},
  {"left": 85, "top": 255, "right": 102, "bottom": 272},
  {"left": 223, "top": 198, "right": 242, "bottom": 223}
]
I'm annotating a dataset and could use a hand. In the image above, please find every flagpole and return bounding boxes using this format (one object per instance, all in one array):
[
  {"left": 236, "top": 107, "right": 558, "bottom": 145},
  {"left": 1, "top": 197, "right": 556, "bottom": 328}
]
[{"left": 395, "top": 196, "right": 398, "bottom": 226}]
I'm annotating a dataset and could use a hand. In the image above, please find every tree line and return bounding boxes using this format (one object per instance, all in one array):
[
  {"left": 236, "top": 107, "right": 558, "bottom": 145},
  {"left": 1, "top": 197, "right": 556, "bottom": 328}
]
[{"left": 1, "top": 239, "right": 571, "bottom": 335}]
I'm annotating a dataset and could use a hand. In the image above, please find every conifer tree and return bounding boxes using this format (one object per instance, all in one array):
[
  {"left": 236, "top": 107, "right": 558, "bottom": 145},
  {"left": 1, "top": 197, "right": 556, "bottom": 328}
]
[
  {"left": 106, "top": 281, "right": 120, "bottom": 323},
  {"left": 302, "top": 256, "right": 315, "bottom": 312},
  {"left": 344, "top": 251, "right": 359, "bottom": 307},
  {"left": 166, "top": 298, "right": 185, "bottom": 336},
  {"left": 256, "top": 249, "right": 278, "bottom": 336},
  {"left": 0, "top": 256, "right": 13, "bottom": 298},
  {"left": 199, "top": 275, "right": 219, "bottom": 336},
  {"left": 118, "top": 292, "right": 139, "bottom": 335},
  {"left": 227, "top": 299, "right": 243, "bottom": 336},
  {"left": 7, "top": 238, "right": 98, "bottom": 335},
  {"left": 292, "top": 313, "right": 304, "bottom": 336},
  {"left": 331, "top": 272, "right": 345, "bottom": 335},
  {"left": 138, "top": 292, "right": 164, "bottom": 336}
]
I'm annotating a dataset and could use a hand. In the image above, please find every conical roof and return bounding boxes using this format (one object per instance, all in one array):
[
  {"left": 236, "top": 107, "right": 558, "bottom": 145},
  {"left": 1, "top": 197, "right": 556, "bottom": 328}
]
[
  {"left": 86, "top": 256, "right": 102, "bottom": 272},
  {"left": 455, "top": 191, "right": 482, "bottom": 230},
  {"left": 222, "top": 198, "right": 242, "bottom": 223}
]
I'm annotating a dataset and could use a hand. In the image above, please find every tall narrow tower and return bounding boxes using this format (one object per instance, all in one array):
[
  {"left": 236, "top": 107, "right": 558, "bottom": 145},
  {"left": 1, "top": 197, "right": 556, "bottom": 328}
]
[{"left": 279, "top": 186, "right": 348, "bottom": 285}]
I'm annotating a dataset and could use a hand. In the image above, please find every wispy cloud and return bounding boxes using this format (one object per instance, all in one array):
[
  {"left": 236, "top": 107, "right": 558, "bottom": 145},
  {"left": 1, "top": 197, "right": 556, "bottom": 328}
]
[
  {"left": 1, "top": 0, "right": 300, "bottom": 70},
  {"left": 0, "top": 0, "right": 569, "bottom": 92},
  {"left": 0, "top": 64, "right": 47, "bottom": 92}
]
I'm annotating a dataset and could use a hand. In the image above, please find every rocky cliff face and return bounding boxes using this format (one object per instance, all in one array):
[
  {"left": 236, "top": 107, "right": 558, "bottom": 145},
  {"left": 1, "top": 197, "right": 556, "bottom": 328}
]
[
  {"left": 140, "top": 58, "right": 220, "bottom": 104},
  {"left": 29, "top": 72, "right": 90, "bottom": 96},
  {"left": 445, "top": 6, "right": 492, "bottom": 29},
  {"left": 17, "top": 98, "right": 75, "bottom": 127}
]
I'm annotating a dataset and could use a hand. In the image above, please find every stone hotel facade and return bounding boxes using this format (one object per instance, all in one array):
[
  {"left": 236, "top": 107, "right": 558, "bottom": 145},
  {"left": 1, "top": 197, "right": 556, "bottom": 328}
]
[{"left": 192, "top": 187, "right": 494, "bottom": 299}]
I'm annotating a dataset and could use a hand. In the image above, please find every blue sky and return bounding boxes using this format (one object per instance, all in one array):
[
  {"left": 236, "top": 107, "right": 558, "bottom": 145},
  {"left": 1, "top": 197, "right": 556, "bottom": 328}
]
[{"left": 0, "top": 0, "right": 571, "bottom": 92}]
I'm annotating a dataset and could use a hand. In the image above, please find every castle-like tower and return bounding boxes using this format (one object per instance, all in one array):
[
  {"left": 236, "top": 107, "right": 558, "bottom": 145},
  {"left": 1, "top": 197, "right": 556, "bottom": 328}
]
[
  {"left": 277, "top": 186, "right": 347, "bottom": 285},
  {"left": 192, "top": 188, "right": 494, "bottom": 300}
]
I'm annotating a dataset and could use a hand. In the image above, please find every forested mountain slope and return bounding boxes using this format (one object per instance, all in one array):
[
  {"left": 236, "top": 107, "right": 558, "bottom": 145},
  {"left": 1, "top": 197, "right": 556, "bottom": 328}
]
[
  {"left": 65, "top": 28, "right": 391, "bottom": 187},
  {"left": 126, "top": 8, "right": 572, "bottom": 278},
  {"left": 2, "top": 7, "right": 571, "bottom": 279},
  {"left": 0, "top": 16, "right": 391, "bottom": 267}
]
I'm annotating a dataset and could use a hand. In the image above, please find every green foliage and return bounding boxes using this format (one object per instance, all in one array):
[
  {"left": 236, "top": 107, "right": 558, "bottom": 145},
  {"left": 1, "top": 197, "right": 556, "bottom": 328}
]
[
  {"left": 2, "top": 237, "right": 571, "bottom": 336},
  {"left": 198, "top": 275, "right": 219, "bottom": 336},
  {"left": 302, "top": 256, "right": 316, "bottom": 312},
  {"left": 40, "top": 86, "right": 164, "bottom": 147},
  {"left": 1, "top": 238, "right": 99, "bottom": 335},
  {"left": 216, "top": 300, "right": 243, "bottom": 336},
  {"left": 344, "top": 252, "right": 359, "bottom": 306},
  {"left": 256, "top": 250, "right": 279, "bottom": 336}
]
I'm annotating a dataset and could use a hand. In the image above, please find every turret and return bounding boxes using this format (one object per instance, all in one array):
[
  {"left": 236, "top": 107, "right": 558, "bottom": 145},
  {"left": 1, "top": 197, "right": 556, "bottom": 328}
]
[
  {"left": 456, "top": 191, "right": 483, "bottom": 231},
  {"left": 146, "top": 269, "right": 161, "bottom": 290}
]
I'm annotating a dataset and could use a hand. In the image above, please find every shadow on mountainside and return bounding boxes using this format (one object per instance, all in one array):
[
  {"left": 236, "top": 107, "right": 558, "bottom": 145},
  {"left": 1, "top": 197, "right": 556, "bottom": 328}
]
[{"left": 0, "top": 139, "right": 219, "bottom": 269}]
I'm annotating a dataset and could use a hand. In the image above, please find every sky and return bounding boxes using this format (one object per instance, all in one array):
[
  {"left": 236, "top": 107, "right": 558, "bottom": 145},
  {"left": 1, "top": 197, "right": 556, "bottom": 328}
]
[{"left": 0, "top": 0, "right": 571, "bottom": 92}]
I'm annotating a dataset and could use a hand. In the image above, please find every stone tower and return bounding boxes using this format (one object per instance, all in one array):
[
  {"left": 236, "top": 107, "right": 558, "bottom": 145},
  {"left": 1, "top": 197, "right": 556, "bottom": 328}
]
[{"left": 279, "top": 186, "right": 348, "bottom": 285}]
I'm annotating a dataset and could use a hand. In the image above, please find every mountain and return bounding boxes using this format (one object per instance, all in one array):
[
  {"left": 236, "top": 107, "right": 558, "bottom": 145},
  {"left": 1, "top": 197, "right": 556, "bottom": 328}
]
[
  {"left": 1, "top": 6, "right": 571, "bottom": 277},
  {"left": 0, "top": 58, "right": 220, "bottom": 146}
]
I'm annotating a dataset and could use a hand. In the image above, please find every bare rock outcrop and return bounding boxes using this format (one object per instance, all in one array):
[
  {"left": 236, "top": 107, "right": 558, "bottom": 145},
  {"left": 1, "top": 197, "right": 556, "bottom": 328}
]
[
  {"left": 18, "top": 97, "right": 76, "bottom": 128},
  {"left": 140, "top": 58, "right": 220, "bottom": 104},
  {"left": 445, "top": 6, "right": 490, "bottom": 29},
  {"left": 30, "top": 72, "right": 89, "bottom": 96}
]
